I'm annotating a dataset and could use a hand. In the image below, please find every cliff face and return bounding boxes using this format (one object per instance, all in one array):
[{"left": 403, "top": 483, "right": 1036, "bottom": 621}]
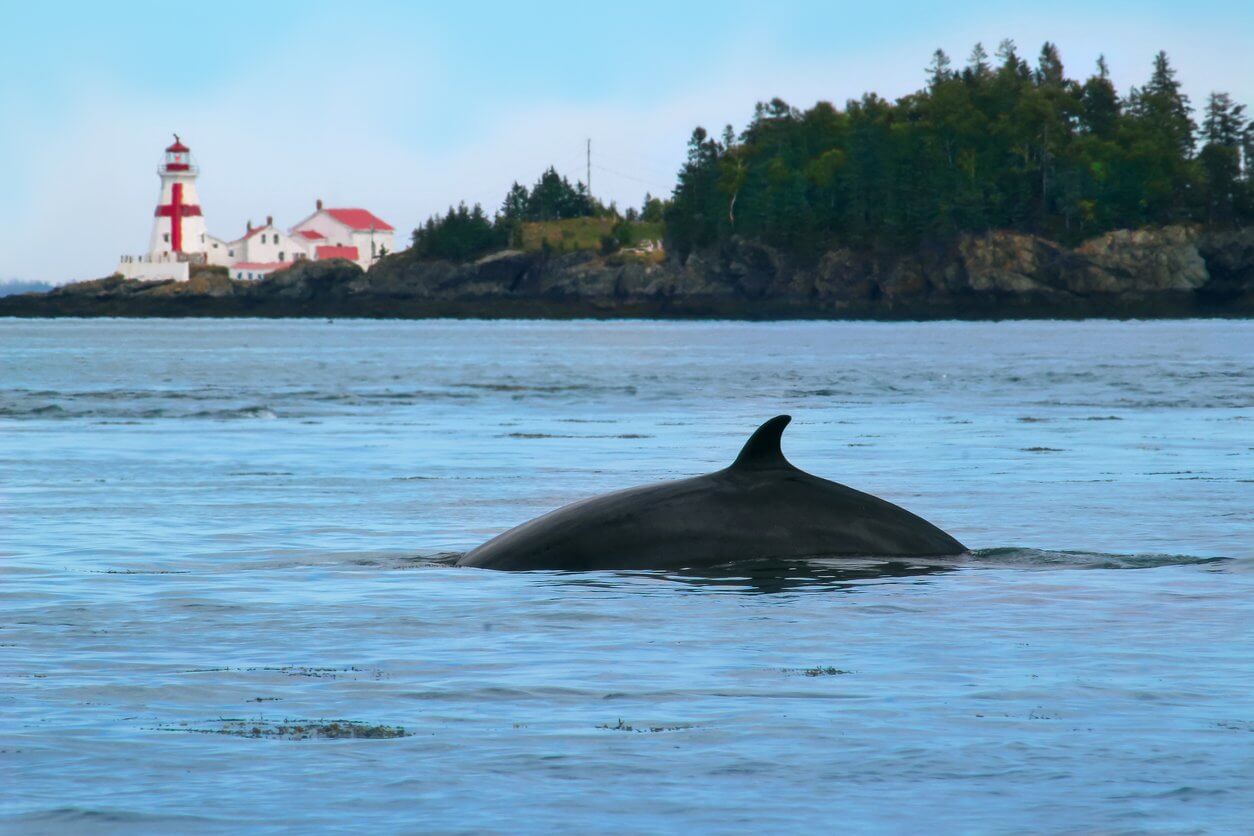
[
  {"left": 794, "top": 225, "right": 1228, "bottom": 315},
  {"left": 4, "top": 226, "right": 1253, "bottom": 319},
  {"left": 362, "top": 224, "right": 1251, "bottom": 317}
]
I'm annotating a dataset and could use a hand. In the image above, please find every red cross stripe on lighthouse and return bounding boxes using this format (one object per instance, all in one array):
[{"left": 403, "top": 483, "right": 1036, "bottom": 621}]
[{"left": 153, "top": 182, "right": 202, "bottom": 252}]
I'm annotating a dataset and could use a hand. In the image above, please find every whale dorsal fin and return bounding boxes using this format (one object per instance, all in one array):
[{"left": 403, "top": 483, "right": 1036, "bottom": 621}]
[{"left": 731, "top": 415, "right": 793, "bottom": 470}]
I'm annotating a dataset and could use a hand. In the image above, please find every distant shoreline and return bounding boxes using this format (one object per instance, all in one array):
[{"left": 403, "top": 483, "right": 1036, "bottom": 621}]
[
  {"left": 1, "top": 302, "right": 1249, "bottom": 322},
  {"left": 2, "top": 224, "right": 1251, "bottom": 321}
]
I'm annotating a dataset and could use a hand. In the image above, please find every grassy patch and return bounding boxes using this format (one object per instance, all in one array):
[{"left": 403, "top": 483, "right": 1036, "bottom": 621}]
[
  {"left": 620, "top": 220, "right": 665, "bottom": 245},
  {"left": 518, "top": 218, "right": 665, "bottom": 253}
]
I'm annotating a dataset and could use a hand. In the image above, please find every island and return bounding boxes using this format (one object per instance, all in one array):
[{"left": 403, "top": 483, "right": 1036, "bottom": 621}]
[{"left": 5, "top": 41, "right": 1253, "bottom": 320}]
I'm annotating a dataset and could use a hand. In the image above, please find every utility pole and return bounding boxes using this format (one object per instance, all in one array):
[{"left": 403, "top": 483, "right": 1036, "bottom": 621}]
[{"left": 586, "top": 138, "right": 592, "bottom": 200}]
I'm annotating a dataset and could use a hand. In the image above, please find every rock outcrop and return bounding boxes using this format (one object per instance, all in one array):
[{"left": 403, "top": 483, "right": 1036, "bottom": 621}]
[{"left": 4, "top": 226, "right": 1252, "bottom": 319}]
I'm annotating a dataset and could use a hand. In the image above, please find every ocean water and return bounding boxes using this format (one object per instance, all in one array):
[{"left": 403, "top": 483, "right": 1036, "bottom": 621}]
[{"left": 1, "top": 318, "right": 1251, "bottom": 833}]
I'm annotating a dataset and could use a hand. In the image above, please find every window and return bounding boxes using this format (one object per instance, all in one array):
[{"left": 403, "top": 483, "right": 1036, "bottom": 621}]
[
  {"left": 261, "top": 234, "right": 267, "bottom": 244},
  {"left": 228, "top": 249, "right": 234, "bottom": 257},
  {"left": 279, "top": 252, "right": 285, "bottom": 261},
  {"left": 163, "top": 233, "right": 169, "bottom": 243}
]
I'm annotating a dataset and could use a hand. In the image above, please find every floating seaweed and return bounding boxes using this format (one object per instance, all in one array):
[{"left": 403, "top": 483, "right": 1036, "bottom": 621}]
[{"left": 154, "top": 718, "right": 410, "bottom": 740}]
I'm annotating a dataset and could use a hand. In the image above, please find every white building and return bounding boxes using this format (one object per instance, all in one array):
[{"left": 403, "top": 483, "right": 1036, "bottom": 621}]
[
  {"left": 218, "top": 203, "right": 394, "bottom": 279},
  {"left": 289, "top": 201, "right": 395, "bottom": 270},
  {"left": 117, "top": 137, "right": 395, "bottom": 281},
  {"left": 202, "top": 233, "right": 232, "bottom": 266},
  {"left": 221, "top": 217, "right": 309, "bottom": 279}
]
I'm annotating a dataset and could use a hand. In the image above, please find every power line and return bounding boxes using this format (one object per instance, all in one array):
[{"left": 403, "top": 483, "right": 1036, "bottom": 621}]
[
  {"left": 591, "top": 163, "right": 673, "bottom": 191},
  {"left": 594, "top": 146, "right": 679, "bottom": 179}
]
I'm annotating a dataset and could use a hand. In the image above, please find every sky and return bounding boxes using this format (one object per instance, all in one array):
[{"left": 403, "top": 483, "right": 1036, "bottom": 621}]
[{"left": 1, "top": 0, "right": 1252, "bottom": 282}]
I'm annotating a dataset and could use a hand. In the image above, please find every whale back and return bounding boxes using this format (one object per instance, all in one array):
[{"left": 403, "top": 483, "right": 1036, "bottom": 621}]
[{"left": 456, "top": 415, "right": 967, "bottom": 570}]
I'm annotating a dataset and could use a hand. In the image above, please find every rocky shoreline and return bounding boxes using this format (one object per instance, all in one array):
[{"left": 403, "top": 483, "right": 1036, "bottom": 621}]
[{"left": 4, "top": 225, "right": 1252, "bottom": 319}]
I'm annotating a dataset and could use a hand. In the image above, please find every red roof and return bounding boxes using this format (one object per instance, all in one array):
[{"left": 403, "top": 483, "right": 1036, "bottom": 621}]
[
  {"left": 323, "top": 208, "right": 393, "bottom": 232},
  {"left": 166, "top": 138, "right": 189, "bottom": 153},
  {"left": 315, "top": 245, "right": 359, "bottom": 260},
  {"left": 242, "top": 225, "right": 272, "bottom": 240},
  {"left": 297, "top": 229, "right": 325, "bottom": 240}
]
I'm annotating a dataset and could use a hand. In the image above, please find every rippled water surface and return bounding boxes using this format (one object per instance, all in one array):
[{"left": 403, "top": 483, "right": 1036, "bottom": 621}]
[{"left": 2, "top": 318, "right": 1252, "bottom": 833}]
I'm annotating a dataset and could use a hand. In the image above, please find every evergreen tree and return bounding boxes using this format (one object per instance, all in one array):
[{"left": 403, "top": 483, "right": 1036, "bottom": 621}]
[
  {"left": 1079, "top": 56, "right": 1120, "bottom": 137},
  {"left": 1026, "top": 41, "right": 1078, "bottom": 225},
  {"left": 500, "top": 182, "right": 529, "bottom": 220},
  {"left": 965, "top": 42, "right": 991, "bottom": 81},
  {"left": 1034, "top": 42, "right": 1065, "bottom": 87},
  {"left": 524, "top": 167, "right": 594, "bottom": 221},
  {"left": 1199, "top": 92, "right": 1249, "bottom": 222},
  {"left": 1071, "top": 56, "right": 1123, "bottom": 230},
  {"left": 995, "top": 39, "right": 1027, "bottom": 79},
  {"left": 665, "top": 127, "right": 726, "bottom": 255},
  {"left": 1132, "top": 51, "right": 1196, "bottom": 156},
  {"left": 1202, "top": 92, "right": 1247, "bottom": 147},
  {"left": 640, "top": 193, "right": 667, "bottom": 222},
  {"left": 928, "top": 49, "right": 953, "bottom": 87}
]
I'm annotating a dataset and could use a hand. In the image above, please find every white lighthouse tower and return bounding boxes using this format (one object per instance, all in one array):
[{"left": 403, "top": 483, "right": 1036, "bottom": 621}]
[{"left": 117, "top": 135, "right": 210, "bottom": 281}]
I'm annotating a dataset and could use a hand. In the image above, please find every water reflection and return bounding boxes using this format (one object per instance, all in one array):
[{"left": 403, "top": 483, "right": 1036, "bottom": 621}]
[
  {"left": 428, "top": 548, "right": 1237, "bottom": 594},
  {"left": 658, "top": 558, "right": 957, "bottom": 593},
  {"left": 536, "top": 558, "right": 958, "bottom": 594}
]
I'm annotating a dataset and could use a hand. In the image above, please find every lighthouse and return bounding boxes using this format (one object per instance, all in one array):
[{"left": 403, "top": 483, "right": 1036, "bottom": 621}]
[
  {"left": 117, "top": 135, "right": 211, "bottom": 281},
  {"left": 150, "top": 135, "right": 208, "bottom": 258}
]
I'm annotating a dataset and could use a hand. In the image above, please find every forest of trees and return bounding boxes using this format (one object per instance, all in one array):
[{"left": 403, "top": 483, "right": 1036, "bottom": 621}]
[
  {"left": 665, "top": 42, "right": 1253, "bottom": 258},
  {"left": 410, "top": 168, "right": 601, "bottom": 261},
  {"left": 408, "top": 203, "right": 506, "bottom": 261},
  {"left": 409, "top": 43, "right": 1251, "bottom": 264},
  {"left": 499, "top": 167, "right": 598, "bottom": 223}
]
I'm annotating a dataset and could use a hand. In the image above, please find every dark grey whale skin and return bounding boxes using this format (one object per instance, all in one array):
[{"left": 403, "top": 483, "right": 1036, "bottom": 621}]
[{"left": 456, "top": 415, "right": 967, "bottom": 571}]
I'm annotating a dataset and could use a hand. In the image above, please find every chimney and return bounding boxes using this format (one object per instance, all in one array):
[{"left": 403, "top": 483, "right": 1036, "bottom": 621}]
[
  {"left": 246, "top": 219, "right": 252, "bottom": 231},
  {"left": 316, "top": 198, "right": 323, "bottom": 211},
  {"left": 266, "top": 215, "right": 273, "bottom": 226}
]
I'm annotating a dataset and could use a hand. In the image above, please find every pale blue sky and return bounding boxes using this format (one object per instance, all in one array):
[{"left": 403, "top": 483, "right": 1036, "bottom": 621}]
[{"left": 2, "top": 0, "right": 1251, "bottom": 281}]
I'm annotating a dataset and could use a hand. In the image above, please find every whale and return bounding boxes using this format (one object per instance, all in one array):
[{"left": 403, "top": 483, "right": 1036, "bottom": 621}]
[{"left": 456, "top": 415, "right": 967, "bottom": 571}]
